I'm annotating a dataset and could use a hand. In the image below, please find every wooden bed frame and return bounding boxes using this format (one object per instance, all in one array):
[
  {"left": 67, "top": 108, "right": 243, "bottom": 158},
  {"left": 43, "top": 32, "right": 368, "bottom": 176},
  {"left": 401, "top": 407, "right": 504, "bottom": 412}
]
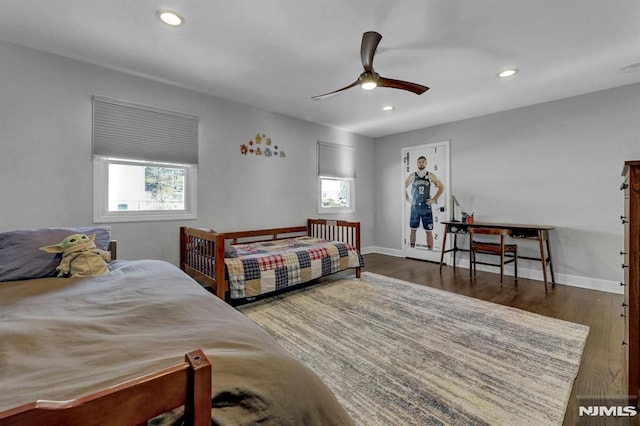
[
  {"left": 180, "top": 218, "right": 361, "bottom": 300},
  {"left": 0, "top": 349, "right": 212, "bottom": 426}
]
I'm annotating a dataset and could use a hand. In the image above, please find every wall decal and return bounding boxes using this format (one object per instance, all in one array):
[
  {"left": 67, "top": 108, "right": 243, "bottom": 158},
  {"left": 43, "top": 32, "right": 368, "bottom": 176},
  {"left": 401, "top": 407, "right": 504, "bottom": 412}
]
[{"left": 240, "top": 133, "right": 286, "bottom": 158}]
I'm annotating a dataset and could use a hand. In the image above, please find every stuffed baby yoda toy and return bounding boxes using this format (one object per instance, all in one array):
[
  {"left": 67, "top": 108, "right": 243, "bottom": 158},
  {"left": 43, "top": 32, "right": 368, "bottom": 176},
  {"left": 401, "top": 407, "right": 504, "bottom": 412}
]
[{"left": 40, "top": 233, "right": 110, "bottom": 278}]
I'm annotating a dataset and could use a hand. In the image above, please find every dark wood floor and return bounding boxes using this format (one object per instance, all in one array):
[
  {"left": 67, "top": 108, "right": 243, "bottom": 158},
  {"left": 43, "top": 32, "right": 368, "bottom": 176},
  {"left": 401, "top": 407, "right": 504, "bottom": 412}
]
[{"left": 357, "top": 253, "right": 631, "bottom": 426}]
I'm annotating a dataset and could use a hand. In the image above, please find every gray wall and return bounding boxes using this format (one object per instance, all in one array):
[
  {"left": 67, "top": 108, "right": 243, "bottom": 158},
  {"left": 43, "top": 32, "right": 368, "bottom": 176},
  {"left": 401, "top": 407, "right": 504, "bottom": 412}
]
[
  {"left": 2, "top": 39, "right": 639, "bottom": 293},
  {"left": 375, "top": 83, "right": 640, "bottom": 292},
  {"left": 0, "top": 41, "right": 375, "bottom": 264}
]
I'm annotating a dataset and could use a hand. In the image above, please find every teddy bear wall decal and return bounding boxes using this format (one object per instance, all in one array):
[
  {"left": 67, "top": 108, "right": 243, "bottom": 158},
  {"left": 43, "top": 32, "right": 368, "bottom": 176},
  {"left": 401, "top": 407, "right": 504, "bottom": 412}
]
[{"left": 40, "top": 233, "right": 111, "bottom": 278}]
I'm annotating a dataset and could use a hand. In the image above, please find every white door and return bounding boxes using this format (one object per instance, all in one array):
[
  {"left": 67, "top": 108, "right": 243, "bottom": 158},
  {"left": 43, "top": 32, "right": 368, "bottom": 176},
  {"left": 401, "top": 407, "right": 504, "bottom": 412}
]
[{"left": 402, "top": 141, "right": 450, "bottom": 262}]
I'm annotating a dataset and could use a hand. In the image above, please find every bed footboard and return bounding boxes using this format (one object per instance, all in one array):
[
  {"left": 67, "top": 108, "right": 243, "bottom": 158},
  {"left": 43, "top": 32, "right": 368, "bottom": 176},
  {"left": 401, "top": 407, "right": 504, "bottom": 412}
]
[
  {"left": 180, "top": 227, "right": 223, "bottom": 295},
  {"left": 0, "top": 349, "right": 212, "bottom": 426}
]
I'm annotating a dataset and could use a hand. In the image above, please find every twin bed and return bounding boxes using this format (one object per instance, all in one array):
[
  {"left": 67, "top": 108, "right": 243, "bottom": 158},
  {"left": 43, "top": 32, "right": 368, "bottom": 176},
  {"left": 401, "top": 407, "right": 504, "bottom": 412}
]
[
  {"left": 0, "top": 220, "right": 363, "bottom": 425},
  {"left": 180, "top": 218, "right": 363, "bottom": 302}
]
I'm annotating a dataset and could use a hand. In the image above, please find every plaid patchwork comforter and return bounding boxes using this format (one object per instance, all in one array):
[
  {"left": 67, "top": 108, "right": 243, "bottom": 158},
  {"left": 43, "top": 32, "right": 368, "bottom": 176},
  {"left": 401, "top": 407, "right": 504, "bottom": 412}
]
[{"left": 225, "top": 236, "right": 364, "bottom": 299}]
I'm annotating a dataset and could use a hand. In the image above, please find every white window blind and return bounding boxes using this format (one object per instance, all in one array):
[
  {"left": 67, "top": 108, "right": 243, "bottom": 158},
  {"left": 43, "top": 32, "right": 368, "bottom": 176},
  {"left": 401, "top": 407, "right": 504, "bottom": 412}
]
[
  {"left": 317, "top": 141, "right": 356, "bottom": 179},
  {"left": 92, "top": 96, "right": 199, "bottom": 164}
]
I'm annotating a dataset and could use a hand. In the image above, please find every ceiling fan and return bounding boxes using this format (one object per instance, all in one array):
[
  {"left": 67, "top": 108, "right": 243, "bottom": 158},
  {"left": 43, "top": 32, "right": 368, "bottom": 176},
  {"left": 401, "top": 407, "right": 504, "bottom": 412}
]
[{"left": 311, "top": 31, "right": 429, "bottom": 100}]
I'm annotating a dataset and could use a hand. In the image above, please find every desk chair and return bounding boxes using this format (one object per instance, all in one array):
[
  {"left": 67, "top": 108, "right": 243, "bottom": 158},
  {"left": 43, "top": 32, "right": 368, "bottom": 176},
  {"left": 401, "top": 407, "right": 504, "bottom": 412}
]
[{"left": 469, "top": 228, "right": 518, "bottom": 283}]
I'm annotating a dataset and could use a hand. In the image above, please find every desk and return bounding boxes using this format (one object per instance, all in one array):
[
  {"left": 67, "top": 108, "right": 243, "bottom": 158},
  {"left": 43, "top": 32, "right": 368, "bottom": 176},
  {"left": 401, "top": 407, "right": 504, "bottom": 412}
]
[{"left": 439, "top": 221, "right": 556, "bottom": 291}]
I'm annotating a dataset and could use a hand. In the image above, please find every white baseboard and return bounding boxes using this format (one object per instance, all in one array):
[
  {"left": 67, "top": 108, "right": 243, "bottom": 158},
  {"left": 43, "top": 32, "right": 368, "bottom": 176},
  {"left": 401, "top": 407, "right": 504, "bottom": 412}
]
[
  {"left": 361, "top": 246, "right": 401, "bottom": 256},
  {"left": 360, "top": 246, "right": 623, "bottom": 295}
]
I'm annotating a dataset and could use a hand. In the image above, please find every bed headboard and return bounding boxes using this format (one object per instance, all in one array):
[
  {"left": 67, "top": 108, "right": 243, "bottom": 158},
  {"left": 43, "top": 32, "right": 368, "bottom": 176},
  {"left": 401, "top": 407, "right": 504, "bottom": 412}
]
[
  {"left": 307, "top": 218, "right": 360, "bottom": 250},
  {"left": 108, "top": 241, "right": 117, "bottom": 260}
]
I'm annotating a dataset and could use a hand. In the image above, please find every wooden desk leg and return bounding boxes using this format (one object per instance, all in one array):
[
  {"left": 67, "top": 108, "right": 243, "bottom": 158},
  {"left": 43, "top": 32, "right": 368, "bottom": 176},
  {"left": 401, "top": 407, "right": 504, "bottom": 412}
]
[
  {"left": 439, "top": 229, "right": 448, "bottom": 273},
  {"left": 453, "top": 234, "right": 458, "bottom": 269},
  {"left": 545, "top": 233, "right": 556, "bottom": 287},
  {"left": 538, "top": 230, "right": 549, "bottom": 292}
]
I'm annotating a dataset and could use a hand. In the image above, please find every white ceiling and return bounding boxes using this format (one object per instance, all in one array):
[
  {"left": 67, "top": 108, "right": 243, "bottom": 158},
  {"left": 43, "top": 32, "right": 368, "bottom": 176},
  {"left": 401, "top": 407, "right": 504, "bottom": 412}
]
[{"left": 2, "top": 0, "right": 639, "bottom": 138}]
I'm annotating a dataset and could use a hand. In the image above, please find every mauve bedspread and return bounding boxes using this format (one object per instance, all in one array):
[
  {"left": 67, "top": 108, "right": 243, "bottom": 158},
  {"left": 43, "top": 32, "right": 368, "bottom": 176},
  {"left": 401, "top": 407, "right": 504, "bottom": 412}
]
[{"left": 0, "top": 260, "right": 353, "bottom": 425}]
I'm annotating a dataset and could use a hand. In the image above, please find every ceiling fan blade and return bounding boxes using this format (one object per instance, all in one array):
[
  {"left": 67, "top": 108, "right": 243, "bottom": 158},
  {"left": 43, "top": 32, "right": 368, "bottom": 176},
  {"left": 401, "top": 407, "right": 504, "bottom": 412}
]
[
  {"left": 361, "top": 31, "right": 382, "bottom": 72},
  {"left": 377, "top": 76, "right": 429, "bottom": 95},
  {"left": 311, "top": 80, "right": 360, "bottom": 100}
]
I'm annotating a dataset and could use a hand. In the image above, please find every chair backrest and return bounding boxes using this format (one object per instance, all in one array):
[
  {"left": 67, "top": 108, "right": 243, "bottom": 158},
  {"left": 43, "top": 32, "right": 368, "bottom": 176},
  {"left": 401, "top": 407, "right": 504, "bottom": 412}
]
[
  {"left": 469, "top": 227, "right": 512, "bottom": 236},
  {"left": 469, "top": 227, "right": 513, "bottom": 248}
]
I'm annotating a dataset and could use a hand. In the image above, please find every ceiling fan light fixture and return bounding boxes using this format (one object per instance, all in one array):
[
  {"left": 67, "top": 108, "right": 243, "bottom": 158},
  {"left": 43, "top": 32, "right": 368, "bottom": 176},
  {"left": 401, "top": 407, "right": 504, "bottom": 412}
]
[
  {"left": 361, "top": 81, "right": 377, "bottom": 90},
  {"left": 158, "top": 10, "right": 184, "bottom": 26},
  {"left": 497, "top": 68, "right": 519, "bottom": 78}
]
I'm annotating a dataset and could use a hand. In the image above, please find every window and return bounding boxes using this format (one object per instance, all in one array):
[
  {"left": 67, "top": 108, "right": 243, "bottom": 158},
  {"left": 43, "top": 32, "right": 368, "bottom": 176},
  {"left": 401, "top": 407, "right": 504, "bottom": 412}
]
[
  {"left": 92, "top": 96, "right": 198, "bottom": 223},
  {"left": 319, "top": 177, "right": 353, "bottom": 209},
  {"left": 93, "top": 157, "right": 196, "bottom": 222},
  {"left": 317, "top": 142, "right": 356, "bottom": 214}
]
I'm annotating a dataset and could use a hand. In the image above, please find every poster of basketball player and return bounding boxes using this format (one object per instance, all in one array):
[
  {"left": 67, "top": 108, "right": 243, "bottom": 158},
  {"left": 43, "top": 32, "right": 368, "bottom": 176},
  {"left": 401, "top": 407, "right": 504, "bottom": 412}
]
[{"left": 402, "top": 141, "right": 450, "bottom": 262}]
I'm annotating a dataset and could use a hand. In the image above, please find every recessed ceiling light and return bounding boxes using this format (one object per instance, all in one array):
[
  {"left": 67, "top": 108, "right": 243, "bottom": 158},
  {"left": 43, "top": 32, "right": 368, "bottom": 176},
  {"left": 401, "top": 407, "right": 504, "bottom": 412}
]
[
  {"left": 382, "top": 105, "right": 395, "bottom": 111},
  {"left": 497, "top": 68, "right": 519, "bottom": 78},
  {"left": 158, "top": 10, "right": 184, "bottom": 26}
]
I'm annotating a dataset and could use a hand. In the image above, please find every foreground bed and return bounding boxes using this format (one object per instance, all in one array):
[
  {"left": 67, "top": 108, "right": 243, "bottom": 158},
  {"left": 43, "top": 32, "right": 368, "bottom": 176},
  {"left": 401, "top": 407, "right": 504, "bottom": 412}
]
[
  {"left": 1, "top": 349, "right": 211, "bottom": 426},
  {"left": 0, "top": 229, "right": 353, "bottom": 426},
  {"left": 180, "top": 218, "right": 364, "bottom": 302}
]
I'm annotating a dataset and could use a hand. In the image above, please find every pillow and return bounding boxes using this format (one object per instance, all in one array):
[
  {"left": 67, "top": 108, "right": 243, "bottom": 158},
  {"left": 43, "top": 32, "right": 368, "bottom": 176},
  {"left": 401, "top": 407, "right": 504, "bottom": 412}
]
[
  {"left": 224, "top": 240, "right": 238, "bottom": 258},
  {"left": 0, "top": 226, "right": 111, "bottom": 282},
  {"left": 207, "top": 228, "right": 238, "bottom": 258}
]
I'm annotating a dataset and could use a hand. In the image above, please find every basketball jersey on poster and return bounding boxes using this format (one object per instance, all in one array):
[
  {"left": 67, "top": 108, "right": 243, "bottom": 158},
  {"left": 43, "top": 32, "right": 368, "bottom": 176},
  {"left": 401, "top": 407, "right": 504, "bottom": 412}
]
[{"left": 411, "top": 172, "right": 431, "bottom": 205}]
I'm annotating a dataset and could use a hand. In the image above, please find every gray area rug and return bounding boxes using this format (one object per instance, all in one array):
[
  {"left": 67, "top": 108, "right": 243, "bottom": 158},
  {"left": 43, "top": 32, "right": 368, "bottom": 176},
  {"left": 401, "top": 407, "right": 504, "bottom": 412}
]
[{"left": 238, "top": 271, "right": 589, "bottom": 425}]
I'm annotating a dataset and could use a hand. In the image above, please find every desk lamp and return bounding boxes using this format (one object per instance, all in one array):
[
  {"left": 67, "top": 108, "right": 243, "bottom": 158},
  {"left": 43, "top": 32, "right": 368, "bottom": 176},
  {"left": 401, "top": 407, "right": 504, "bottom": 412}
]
[{"left": 450, "top": 195, "right": 461, "bottom": 222}]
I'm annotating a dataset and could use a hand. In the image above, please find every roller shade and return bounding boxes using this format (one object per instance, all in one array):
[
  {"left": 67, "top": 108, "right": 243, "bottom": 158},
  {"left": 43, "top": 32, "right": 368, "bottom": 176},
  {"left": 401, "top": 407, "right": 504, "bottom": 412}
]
[
  {"left": 317, "top": 141, "right": 356, "bottom": 179},
  {"left": 92, "top": 96, "right": 198, "bottom": 164}
]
